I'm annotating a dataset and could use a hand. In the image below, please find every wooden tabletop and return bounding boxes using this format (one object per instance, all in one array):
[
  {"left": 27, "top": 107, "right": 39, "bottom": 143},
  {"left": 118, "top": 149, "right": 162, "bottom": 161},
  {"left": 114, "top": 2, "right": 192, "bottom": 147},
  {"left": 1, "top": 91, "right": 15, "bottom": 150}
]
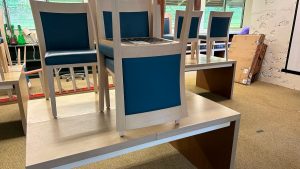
[
  {"left": 26, "top": 91, "right": 240, "bottom": 168},
  {"left": 185, "top": 55, "right": 236, "bottom": 72},
  {"left": 0, "top": 65, "right": 23, "bottom": 85}
]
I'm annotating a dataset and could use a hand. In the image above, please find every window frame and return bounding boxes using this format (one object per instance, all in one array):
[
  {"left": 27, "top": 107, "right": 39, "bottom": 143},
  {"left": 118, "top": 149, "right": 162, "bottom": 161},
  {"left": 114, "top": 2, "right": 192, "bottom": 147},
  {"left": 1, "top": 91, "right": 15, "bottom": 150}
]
[
  {"left": 1, "top": 0, "right": 85, "bottom": 30},
  {"left": 165, "top": 0, "right": 246, "bottom": 30}
]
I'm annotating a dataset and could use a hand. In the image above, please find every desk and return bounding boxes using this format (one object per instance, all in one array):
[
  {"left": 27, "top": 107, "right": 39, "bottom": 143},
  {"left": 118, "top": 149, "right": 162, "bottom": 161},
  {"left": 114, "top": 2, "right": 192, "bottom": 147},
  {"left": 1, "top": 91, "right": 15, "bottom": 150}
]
[
  {"left": 26, "top": 91, "right": 240, "bottom": 169},
  {"left": 0, "top": 65, "right": 29, "bottom": 133},
  {"left": 185, "top": 55, "right": 236, "bottom": 99}
]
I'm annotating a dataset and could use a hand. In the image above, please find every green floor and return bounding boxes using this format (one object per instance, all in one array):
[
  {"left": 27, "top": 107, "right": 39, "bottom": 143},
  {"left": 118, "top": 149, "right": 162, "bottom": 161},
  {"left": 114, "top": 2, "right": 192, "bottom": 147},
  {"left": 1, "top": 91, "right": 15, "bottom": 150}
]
[{"left": 1, "top": 72, "right": 300, "bottom": 169}]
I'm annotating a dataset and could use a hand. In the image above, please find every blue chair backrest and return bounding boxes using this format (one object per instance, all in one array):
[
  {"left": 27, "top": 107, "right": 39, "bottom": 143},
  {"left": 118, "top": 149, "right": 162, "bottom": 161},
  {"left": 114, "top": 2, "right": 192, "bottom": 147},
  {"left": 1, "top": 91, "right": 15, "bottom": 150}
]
[
  {"left": 103, "top": 11, "right": 149, "bottom": 39},
  {"left": 122, "top": 54, "right": 181, "bottom": 115},
  {"left": 164, "top": 17, "right": 170, "bottom": 34},
  {"left": 40, "top": 12, "right": 90, "bottom": 51},
  {"left": 176, "top": 16, "right": 200, "bottom": 39},
  {"left": 210, "top": 17, "right": 231, "bottom": 38}
]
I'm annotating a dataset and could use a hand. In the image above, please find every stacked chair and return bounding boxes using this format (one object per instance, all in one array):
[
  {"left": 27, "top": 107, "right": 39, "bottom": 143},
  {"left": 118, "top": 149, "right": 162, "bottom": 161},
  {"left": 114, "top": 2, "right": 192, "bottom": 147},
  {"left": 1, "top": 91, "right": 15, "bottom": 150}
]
[
  {"left": 0, "top": 9, "right": 13, "bottom": 99},
  {"left": 95, "top": 0, "right": 193, "bottom": 136},
  {"left": 0, "top": 9, "right": 46, "bottom": 100},
  {"left": 30, "top": 0, "right": 101, "bottom": 118},
  {"left": 30, "top": 0, "right": 194, "bottom": 136},
  {"left": 164, "top": 9, "right": 203, "bottom": 59},
  {"left": 199, "top": 11, "right": 233, "bottom": 60}
]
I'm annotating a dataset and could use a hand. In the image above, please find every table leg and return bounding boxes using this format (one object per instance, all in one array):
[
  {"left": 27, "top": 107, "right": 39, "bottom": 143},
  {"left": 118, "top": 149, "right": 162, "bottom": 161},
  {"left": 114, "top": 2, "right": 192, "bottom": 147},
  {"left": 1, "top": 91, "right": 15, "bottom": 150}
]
[
  {"left": 170, "top": 120, "right": 240, "bottom": 169},
  {"left": 14, "top": 72, "right": 29, "bottom": 134},
  {"left": 196, "top": 63, "right": 235, "bottom": 99}
]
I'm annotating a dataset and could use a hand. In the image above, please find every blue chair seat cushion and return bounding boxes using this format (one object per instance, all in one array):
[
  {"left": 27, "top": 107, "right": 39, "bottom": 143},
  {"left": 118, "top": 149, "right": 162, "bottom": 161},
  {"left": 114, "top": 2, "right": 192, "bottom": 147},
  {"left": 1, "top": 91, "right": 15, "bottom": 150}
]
[
  {"left": 99, "top": 44, "right": 114, "bottom": 59},
  {"left": 45, "top": 50, "right": 97, "bottom": 66},
  {"left": 163, "top": 34, "right": 174, "bottom": 40},
  {"left": 105, "top": 57, "right": 114, "bottom": 72}
]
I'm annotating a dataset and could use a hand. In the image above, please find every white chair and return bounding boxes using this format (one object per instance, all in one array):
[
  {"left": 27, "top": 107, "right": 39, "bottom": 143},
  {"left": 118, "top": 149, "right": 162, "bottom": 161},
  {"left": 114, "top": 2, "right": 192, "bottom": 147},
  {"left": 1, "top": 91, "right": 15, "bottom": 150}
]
[
  {"left": 0, "top": 9, "right": 14, "bottom": 99},
  {"left": 199, "top": 11, "right": 233, "bottom": 60},
  {"left": 95, "top": 0, "right": 193, "bottom": 136},
  {"left": 94, "top": 0, "right": 162, "bottom": 112},
  {"left": 30, "top": 0, "right": 101, "bottom": 118},
  {"left": 164, "top": 10, "right": 203, "bottom": 59}
]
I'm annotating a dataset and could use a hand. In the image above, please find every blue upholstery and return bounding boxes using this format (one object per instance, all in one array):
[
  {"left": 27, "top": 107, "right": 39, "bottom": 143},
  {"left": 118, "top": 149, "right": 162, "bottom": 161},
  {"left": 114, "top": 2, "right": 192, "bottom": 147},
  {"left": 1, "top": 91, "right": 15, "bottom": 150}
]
[
  {"left": 0, "top": 37, "right": 3, "bottom": 43},
  {"left": 163, "top": 34, "right": 174, "bottom": 40},
  {"left": 164, "top": 18, "right": 170, "bottom": 34},
  {"left": 214, "top": 44, "right": 227, "bottom": 49},
  {"left": 105, "top": 57, "right": 114, "bottom": 72},
  {"left": 40, "top": 12, "right": 90, "bottom": 51},
  {"left": 103, "top": 11, "right": 113, "bottom": 39},
  {"left": 99, "top": 44, "right": 114, "bottom": 59},
  {"left": 103, "top": 11, "right": 149, "bottom": 39},
  {"left": 210, "top": 17, "right": 231, "bottom": 38},
  {"left": 122, "top": 54, "right": 181, "bottom": 115},
  {"left": 177, "top": 16, "right": 199, "bottom": 39},
  {"left": 200, "top": 44, "right": 206, "bottom": 50},
  {"left": 45, "top": 50, "right": 97, "bottom": 65}
]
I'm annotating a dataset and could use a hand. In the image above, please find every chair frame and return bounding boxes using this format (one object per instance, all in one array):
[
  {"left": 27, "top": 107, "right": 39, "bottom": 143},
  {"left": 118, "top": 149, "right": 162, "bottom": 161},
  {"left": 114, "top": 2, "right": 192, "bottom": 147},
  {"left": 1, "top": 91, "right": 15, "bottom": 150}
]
[
  {"left": 174, "top": 10, "right": 203, "bottom": 59},
  {"left": 0, "top": 10, "right": 18, "bottom": 99},
  {"left": 0, "top": 9, "right": 11, "bottom": 74},
  {"left": 95, "top": 0, "right": 193, "bottom": 136},
  {"left": 30, "top": 0, "right": 101, "bottom": 118},
  {"left": 200, "top": 11, "right": 233, "bottom": 60},
  {"left": 95, "top": 0, "right": 162, "bottom": 113}
]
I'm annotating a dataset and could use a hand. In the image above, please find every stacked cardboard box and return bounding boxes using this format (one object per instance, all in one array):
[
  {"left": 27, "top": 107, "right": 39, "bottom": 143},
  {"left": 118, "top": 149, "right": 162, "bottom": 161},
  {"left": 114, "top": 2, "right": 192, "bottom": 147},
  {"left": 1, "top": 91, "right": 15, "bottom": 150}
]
[{"left": 228, "top": 34, "right": 267, "bottom": 85}]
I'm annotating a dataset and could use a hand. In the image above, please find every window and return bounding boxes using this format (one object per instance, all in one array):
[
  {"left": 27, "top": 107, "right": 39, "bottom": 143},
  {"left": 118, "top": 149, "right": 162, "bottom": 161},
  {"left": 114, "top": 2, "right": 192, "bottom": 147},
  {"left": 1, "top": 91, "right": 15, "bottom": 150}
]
[
  {"left": 0, "top": 0, "right": 84, "bottom": 30},
  {"left": 0, "top": 0, "right": 35, "bottom": 29},
  {"left": 165, "top": 0, "right": 187, "bottom": 31},
  {"left": 165, "top": 0, "right": 245, "bottom": 31}
]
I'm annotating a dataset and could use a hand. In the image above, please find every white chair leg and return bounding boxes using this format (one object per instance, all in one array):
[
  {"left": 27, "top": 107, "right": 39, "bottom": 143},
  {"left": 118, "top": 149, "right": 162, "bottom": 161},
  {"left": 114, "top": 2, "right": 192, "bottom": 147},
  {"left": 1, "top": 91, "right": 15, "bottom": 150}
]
[
  {"left": 211, "top": 41, "right": 215, "bottom": 57},
  {"left": 225, "top": 41, "right": 229, "bottom": 61},
  {"left": 54, "top": 68, "right": 62, "bottom": 94},
  {"left": 196, "top": 41, "right": 199, "bottom": 59},
  {"left": 206, "top": 41, "right": 211, "bottom": 59},
  {"left": 119, "top": 131, "right": 125, "bottom": 137},
  {"left": 42, "top": 67, "right": 50, "bottom": 100},
  {"left": 191, "top": 42, "right": 195, "bottom": 58},
  {"left": 46, "top": 67, "right": 58, "bottom": 119},
  {"left": 38, "top": 71, "right": 46, "bottom": 96},
  {"left": 92, "top": 65, "right": 98, "bottom": 93},
  {"left": 104, "top": 70, "right": 110, "bottom": 109},
  {"left": 7, "top": 89, "right": 13, "bottom": 100},
  {"left": 98, "top": 65, "right": 105, "bottom": 112},
  {"left": 84, "top": 66, "right": 91, "bottom": 90},
  {"left": 69, "top": 67, "right": 77, "bottom": 92}
]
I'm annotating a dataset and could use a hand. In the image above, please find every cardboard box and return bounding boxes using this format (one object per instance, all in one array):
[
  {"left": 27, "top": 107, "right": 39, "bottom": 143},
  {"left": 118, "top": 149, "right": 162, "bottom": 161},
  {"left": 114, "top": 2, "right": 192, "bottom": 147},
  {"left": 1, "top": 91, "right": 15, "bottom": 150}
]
[
  {"left": 250, "top": 43, "right": 267, "bottom": 82},
  {"left": 228, "top": 34, "right": 267, "bottom": 85}
]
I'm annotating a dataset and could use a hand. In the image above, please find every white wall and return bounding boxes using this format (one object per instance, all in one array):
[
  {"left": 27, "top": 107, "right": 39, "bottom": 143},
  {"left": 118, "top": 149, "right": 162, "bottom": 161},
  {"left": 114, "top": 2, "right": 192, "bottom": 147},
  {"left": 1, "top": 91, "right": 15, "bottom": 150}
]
[
  {"left": 242, "top": 0, "right": 253, "bottom": 27},
  {"left": 250, "top": 0, "right": 300, "bottom": 90}
]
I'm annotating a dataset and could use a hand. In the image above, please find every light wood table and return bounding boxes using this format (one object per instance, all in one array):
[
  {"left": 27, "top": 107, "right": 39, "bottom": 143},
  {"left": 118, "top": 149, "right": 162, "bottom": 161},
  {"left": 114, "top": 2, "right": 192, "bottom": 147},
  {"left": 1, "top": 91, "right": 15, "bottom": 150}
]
[
  {"left": 0, "top": 65, "right": 29, "bottom": 134},
  {"left": 26, "top": 91, "right": 240, "bottom": 169},
  {"left": 185, "top": 55, "right": 236, "bottom": 99}
]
